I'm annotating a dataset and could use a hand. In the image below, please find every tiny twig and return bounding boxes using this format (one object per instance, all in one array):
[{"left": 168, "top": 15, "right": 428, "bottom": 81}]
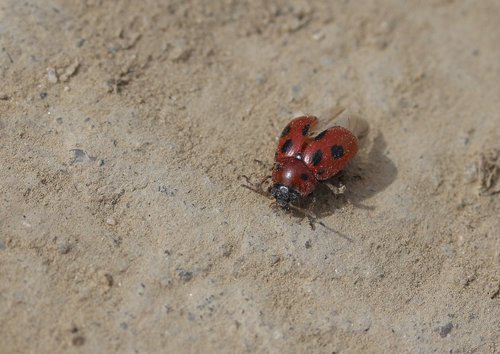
[{"left": 2, "top": 47, "right": 13, "bottom": 63}]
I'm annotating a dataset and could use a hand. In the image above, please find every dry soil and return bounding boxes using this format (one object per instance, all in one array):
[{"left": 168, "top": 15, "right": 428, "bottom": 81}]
[{"left": 0, "top": 1, "right": 499, "bottom": 353}]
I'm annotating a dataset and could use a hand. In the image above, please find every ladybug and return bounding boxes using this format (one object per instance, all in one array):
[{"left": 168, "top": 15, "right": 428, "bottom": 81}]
[{"left": 270, "top": 115, "right": 359, "bottom": 208}]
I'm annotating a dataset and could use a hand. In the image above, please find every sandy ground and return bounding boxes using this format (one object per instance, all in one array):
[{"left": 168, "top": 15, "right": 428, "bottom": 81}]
[{"left": 1, "top": 0, "right": 499, "bottom": 353}]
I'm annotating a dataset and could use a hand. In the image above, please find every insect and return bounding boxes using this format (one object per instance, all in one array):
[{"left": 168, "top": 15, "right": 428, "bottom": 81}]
[
  {"left": 271, "top": 114, "right": 359, "bottom": 207},
  {"left": 243, "top": 114, "right": 359, "bottom": 211}
]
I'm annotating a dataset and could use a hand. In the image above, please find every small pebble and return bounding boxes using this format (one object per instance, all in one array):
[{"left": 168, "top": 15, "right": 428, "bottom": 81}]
[
  {"left": 70, "top": 149, "right": 91, "bottom": 163},
  {"left": 311, "top": 31, "right": 325, "bottom": 41},
  {"left": 463, "top": 162, "right": 477, "bottom": 183},
  {"left": 106, "top": 217, "right": 117, "bottom": 226},
  {"left": 436, "top": 322, "right": 453, "bottom": 337},
  {"left": 72, "top": 336, "right": 85, "bottom": 346},
  {"left": 177, "top": 269, "right": 193, "bottom": 282},
  {"left": 58, "top": 242, "right": 71, "bottom": 254},
  {"left": 47, "top": 67, "right": 58, "bottom": 83}
]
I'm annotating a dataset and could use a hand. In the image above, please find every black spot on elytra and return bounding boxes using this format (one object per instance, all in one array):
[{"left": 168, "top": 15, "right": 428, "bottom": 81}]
[
  {"left": 302, "top": 124, "right": 310, "bottom": 136},
  {"left": 300, "top": 173, "right": 309, "bottom": 181},
  {"left": 331, "top": 145, "right": 344, "bottom": 159},
  {"left": 281, "top": 139, "right": 293, "bottom": 154},
  {"left": 280, "top": 125, "right": 291, "bottom": 137},
  {"left": 311, "top": 149, "right": 322, "bottom": 166},
  {"left": 314, "top": 130, "right": 327, "bottom": 140},
  {"left": 317, "top": 169, "right": 325, "bottom": 175}
]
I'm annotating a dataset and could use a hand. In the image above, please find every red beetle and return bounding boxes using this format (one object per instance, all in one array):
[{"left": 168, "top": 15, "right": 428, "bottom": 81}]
[{"left": 270, "top": 115, "right": 359, "bottom": 208}]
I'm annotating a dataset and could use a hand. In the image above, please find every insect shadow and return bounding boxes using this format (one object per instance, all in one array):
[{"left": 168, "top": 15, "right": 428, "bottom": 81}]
[
  {"left": 242, "top": 118, "right": 397, "bottom": 227},
  {"left": 302, "top": 130, "right": 397, "bottom": 219}
]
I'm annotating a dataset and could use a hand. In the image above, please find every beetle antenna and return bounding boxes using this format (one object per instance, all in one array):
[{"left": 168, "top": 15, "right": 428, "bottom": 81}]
[{"left": 240, "top": 175, "right": 273, "bottom": 199}]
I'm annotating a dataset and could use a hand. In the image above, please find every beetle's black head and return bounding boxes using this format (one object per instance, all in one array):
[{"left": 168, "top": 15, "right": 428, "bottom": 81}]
[{"left": 271, "top": 184, "right": 300, "bottom": 209}]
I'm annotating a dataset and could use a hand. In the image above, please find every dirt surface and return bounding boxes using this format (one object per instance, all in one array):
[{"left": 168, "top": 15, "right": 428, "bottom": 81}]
[{"left": 1, "top": 1, "right": 499, "bottom": 353}]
